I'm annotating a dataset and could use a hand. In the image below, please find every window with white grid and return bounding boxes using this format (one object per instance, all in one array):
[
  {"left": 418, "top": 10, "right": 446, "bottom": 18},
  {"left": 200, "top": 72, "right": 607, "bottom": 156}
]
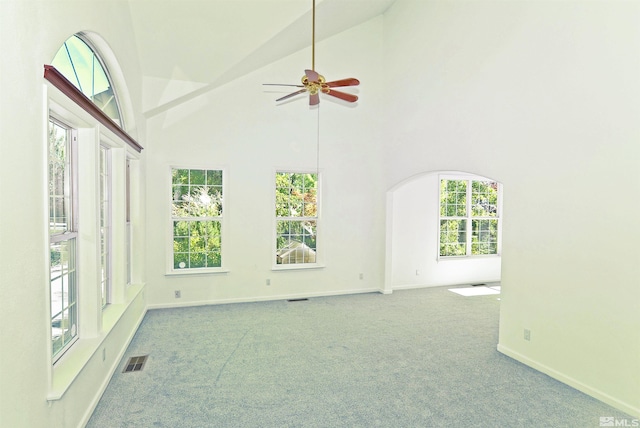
[
  {"left": 170, "top": 168, "right": 223, "bottom": 271},
  {"left": 275, "top": 172, "right": 318, "bottom": 266},
  {"left": 48, "top": 118, "right": 78, "bottom": 361},
  {"left": 439, "top": 177, "right": 500, "bottom": 257}
]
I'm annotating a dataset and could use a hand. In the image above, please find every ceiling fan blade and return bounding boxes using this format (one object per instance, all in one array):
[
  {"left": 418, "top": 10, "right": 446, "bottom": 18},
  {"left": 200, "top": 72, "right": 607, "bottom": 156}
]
[
  {"left": 263, "top": 83, "right": 304, "bottom": 87},
  {"left": 309, "top": 93, "right": 320, "bottom": 105},
  {"left": 324, "top": 89, "right": 358, "bottom": 103},
  {"left": 276, "top": 88, "right": 307, "bottom": 102},
  {"left": 305, "top": 69, "right": 320, "bottom": 81},
  {"left": 325, "top": 78, "right": 360, "bottom": 88}
]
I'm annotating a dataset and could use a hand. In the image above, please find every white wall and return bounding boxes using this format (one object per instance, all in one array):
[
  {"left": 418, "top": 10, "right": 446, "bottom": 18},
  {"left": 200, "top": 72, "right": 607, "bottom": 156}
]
[
  {"left": 0, "top": 2, "right": 147, "bottom": 427},
  {"left": 383, "top": 0, "right": 640, "bottom": 417},
  {"left": 388, "top": 171, "right": 501, "bottom": 290},
  {"left": 143, "top": 17, "right": 387, "bottom": 307}
]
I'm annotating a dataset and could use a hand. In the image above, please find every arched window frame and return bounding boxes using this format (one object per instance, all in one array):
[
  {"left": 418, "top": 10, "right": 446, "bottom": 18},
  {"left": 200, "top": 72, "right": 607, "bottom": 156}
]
[{"left": 51, "top": 33, "right": 125, "bottom": 129}]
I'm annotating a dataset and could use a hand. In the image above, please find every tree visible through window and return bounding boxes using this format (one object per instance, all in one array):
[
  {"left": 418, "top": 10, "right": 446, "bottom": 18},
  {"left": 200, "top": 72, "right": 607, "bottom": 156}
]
[
  {"left": 440, "top": 178, "right": 500, "bottom": 257},
  {"left": 171, "top": 168, "right": 223, "bottom": 270},
  {"left": 48, "top": 119, "right": 78, "bottom": 359},
  {"left": 275, "top": 172, "right": 318, "bottom": 265}
]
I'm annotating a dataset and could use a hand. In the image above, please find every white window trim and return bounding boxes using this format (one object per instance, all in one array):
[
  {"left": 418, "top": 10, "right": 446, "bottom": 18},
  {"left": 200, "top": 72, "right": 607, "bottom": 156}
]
[
  {"left": 166, "top": 165, "right": 229, "bottom": 276},
  {"left": 48, "top": 118, "right": 80, "bottom": 363},
  {"left": 272, "top": 169, "right": 324, "bottom": 270},
  {"left": 44, "top": 82, "right": 144, "bottom": 401},
  {"left": 437, "top": 173, "right": 503, "bottom": 261}
]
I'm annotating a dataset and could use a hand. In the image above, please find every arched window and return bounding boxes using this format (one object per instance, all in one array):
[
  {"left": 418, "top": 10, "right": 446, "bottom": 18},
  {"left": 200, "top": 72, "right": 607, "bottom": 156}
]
[{"left": 51, "top": 34, "right": 123, "bottom": 127}]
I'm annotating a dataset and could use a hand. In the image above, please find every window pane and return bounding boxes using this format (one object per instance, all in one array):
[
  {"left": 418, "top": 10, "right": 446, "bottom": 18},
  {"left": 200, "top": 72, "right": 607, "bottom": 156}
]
[
  {"left": 276, "top": 172, "right": 317, "bottom": 218},
  {"left": 174, "top": 252, "right": 189, "bottom": 270},
  {"left": 439, "top": 219, "right": 467, "bottom": 256},
  {"left": 472, "top": 219, "right": 498, "bottom": 255},
  {"left": 51, "top": 35, "right": 123, "bottom": 127},
  {"left": 48, "top": 121, "right": 70, "bottom": 234},
  {"left": 172, "top": 183, "right": 222, "bottom": 218},
  {"left": 172, "top": 219, "right": 221, "bottom": 269},
  {"left": 206, "top": 169, "right": 223, "bottom": 186},
  {"left": 471, "top": 180, "right": 498, "bottom": 217},
  {"left": 189, "top": 169, "right": 205, "bottom": 185},
  {"left": 440, "top": 179, "right": 467, "bottom": 217},
  {"left": 190, "top": 252, "right": 206, "bottom": 268},
  {"left": 50, "top": 238, "right": 77, "bottom": 357},
  {"left": 276, "top": 220, "right": 316, "bottom": 264},
  {"left": 172, "top": 169, "right": 189, "bottom": 185}
]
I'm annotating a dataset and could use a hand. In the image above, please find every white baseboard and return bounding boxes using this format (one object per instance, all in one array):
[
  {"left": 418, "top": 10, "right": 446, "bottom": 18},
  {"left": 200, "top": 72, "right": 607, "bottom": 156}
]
[
  {"left": 79, "top": 299, "right": 148, "bottom": 428},
  {"left": 497, "top": 344, "right": 640, "bottom": 419},
  {"left": 146, "top": 287, "right": 385, "bottom": 310}
]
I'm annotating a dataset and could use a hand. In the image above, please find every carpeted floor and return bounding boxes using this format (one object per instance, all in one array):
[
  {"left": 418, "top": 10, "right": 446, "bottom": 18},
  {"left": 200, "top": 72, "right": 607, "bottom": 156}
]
[{"left": 87, "top": 286, "right": 633, "bottom": 427}]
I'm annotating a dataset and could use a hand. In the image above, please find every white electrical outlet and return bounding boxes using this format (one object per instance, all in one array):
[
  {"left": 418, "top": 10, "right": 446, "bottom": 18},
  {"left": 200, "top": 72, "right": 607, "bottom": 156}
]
[
  {"left": 175, "top": 290, "right": 181, "bottom": 298},
  {"left": 266, "top": 279, "right": 271, "bottom": 286},
  {"left": 359, "top": 273, "right": 364, "bottom": 280},
  {"left": 524, "top": 329, "right": 531, "bottom": 341}
]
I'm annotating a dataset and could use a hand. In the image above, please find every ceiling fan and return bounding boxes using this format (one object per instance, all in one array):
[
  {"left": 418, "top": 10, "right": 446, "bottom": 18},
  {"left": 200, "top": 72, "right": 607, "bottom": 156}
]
[{"left": 265, "top": 0, "right": 360, "bottom": 106}]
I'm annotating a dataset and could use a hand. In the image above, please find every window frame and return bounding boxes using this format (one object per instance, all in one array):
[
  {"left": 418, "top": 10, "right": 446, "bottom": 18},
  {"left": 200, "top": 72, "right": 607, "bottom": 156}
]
[
  {"left": 125, "top": 158, "right": 133, "bottom": 285},
  {"left": 99, "top": 144, "right": 112, "bottom": 307},
  {"left": 48, "top": 117, "right": 79, "bottom": 363},
  {"left": 51, "top": 34, "right": 125, "bottom": 128},
  {"left": 167, "top": 166, "right": 228, "bottom": 275},
  {"left": 273, "top": 170, "right": 322, "bottom": 270},
  {"left": 44, "top": 34, "right": 145, "bottom": 400},
  {"left": 438, "top": 173, "right": 502, "bottom": 259}
]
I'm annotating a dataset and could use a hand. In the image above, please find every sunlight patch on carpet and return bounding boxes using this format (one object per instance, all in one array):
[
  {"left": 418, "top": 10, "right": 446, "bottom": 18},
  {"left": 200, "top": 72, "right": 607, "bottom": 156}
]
[{"left": 449, "top": 286, "right": 500, "bottom": 297}]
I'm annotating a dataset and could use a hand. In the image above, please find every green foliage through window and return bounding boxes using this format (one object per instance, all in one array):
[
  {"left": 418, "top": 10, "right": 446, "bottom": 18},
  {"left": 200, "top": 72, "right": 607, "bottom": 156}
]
[
  {"left": 48, "top": 118, "right": 78, "bottom": 360},
  {"left": 275, "top": 172, "right": 318, "bottom": 264},
  {"left": 171, "top": 169, "right": 223, "bottom": 269}
]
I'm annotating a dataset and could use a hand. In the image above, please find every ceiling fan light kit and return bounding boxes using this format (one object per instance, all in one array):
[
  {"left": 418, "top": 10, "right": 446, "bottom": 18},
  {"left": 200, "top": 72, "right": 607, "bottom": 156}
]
[{"left": 266, "top": 0, "right": 360, "bottom": 106}]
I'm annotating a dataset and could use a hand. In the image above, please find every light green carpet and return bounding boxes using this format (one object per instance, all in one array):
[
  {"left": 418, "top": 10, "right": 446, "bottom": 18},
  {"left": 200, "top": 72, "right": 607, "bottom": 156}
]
[{"left": 87, "top": 286, "right": 633, "bottom": 427}]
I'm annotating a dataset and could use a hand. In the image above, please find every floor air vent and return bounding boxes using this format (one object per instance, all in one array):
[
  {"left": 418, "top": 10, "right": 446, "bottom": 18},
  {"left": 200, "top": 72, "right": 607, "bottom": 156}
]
[
  {"left": 287, "top": 298, "right": 309, "bottom": 302},
  {"left": 123, "top": 355, "right": 148, "bottom": 373}
]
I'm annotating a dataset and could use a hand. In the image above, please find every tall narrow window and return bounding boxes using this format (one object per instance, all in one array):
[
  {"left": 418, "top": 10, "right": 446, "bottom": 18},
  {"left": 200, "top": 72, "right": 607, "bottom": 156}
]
[
  {"left": 439, "top": 177, "right": 500, "bottom": 257},
  {"left": 99, "top": 146, "right": 111, "bottom": 306},
  {"left": 171, "top": 168, "right": 223, "bottom": 271},
  {"left": 275, "top": 172, "right": 318, "bottom": 265},
  {"left": 48, "top": 118, "right": 78, "bottom": 360}
]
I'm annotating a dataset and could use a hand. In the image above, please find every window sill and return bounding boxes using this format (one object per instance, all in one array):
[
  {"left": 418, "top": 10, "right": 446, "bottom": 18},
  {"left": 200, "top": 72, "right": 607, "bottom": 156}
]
[
  {"left": 47, "top": 283, "right": 145, "bottom": 401},
  {"left": 48, "top": 336, "right": 102, "bottom": 401},
  {"left": 437, "top": 254, "right": 501, "bottom": 262},
  {"left": 165, "top": 268, "right": 229, "bottom": 277},
  {"left": 271, "top": 264, "right": 325, "bottom": 271}
]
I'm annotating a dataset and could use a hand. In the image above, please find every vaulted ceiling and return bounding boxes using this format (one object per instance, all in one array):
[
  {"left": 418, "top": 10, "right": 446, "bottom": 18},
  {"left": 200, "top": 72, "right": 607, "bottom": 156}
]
[{"left": 127, "top": 0, "right": 396, "bottom": 116}]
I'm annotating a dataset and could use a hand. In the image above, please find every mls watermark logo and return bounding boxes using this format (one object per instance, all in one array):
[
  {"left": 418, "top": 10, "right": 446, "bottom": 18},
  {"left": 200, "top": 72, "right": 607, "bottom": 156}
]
[{"left": 600, "top": 416, "right": 640, "bottom": 427}]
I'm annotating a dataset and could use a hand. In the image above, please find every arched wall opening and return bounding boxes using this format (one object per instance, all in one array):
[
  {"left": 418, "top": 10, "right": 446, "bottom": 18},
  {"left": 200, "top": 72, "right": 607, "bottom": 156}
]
[{"left": 384, "top": 170, "right": 502, "bottom": 294}]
